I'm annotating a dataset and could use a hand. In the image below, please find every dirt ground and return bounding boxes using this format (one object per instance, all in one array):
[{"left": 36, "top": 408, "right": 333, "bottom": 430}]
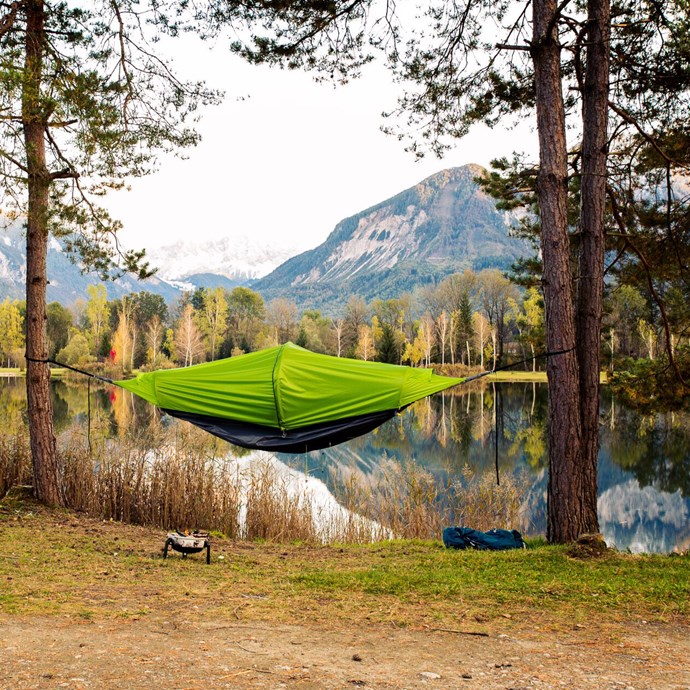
[{"left": 2, "top": 615, "right": 689, "bottom": 690}]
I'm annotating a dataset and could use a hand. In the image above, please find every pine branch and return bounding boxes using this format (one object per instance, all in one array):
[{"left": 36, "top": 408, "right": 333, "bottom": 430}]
[
  {"left": 112, "top": 1, "right": 134, "bottom": 129},
  {"left": 608, "top": 100, "right": 682, "bottom": 167},
  {"left": 0, "top": 0, "right": 19, "bottom": 39},
  {"left": 0, "top": 146, "right": 28, "bottom": 174},
  {"left": 607, "top": 184, "right": 689, "bottom": 389},
  {"left": 45, "top": 127, "right": 78, "bottom": 181},
  {"left": 47, "top": 119, "right": 78, "bottom": 129},
  {"left": 495, "top": 43, "right": 531, "bottom": 52}
]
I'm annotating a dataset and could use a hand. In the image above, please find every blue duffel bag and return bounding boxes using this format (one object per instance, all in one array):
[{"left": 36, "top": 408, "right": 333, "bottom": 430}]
[{"left": 443, "top": 526, "right": 526, "bottom": 550}]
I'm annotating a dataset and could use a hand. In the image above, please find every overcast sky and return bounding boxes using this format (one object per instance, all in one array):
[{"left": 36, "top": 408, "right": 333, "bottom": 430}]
[{"left": 107, "top": 42, "right": 538, "bottom": 255}]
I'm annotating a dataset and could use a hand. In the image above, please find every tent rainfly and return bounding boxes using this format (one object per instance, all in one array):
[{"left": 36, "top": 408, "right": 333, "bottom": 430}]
[{"left": 115, "top": 342, "right": 464, "bottom": 453}]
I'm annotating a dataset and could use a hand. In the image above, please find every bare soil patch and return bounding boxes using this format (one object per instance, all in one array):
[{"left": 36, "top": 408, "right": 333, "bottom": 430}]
[{"left": 2, "top": 615, "right": 689, "bottom": 689}]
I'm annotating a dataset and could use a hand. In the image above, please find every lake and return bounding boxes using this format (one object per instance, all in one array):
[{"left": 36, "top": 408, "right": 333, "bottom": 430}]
[{"left": 2, "top": 376, "right": 689, "bottom": 553}]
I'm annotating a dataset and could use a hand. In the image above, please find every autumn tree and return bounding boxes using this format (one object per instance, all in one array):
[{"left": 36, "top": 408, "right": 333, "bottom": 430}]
[
  {"left": 266, "top": 297, "right": 298, "bottom": 345},
  {"left": 46, "top": 302, "right": 71, "bottom": 359},
  {"left": 513, "top": 287, "right": 545, "bottom": 369},
  {"left": 472, "top": 312, "right": 490, "bottom": 370},
  {"left": 331, "top": 317, "right": 345, "bottom": 357},
  {"left": 0, "top": 0, "right": 219, "bottom": 504},
  {"left": 56, "top": 331, "right": 91, "bottom": 366},
  {"left": 296, "top": 310, "right": 333, "bottom": 354},
  {"left": 355, "top": 324, "right": 375, "bottom": 362},
  {"left": 226, "top": 287, "right": 265, "bottom": 353},
  {"left": 603, "top": 285, "right": 648, "bottom": 359},
  {"left": 476, "top": 269, "right": 519, "bottom": 364},
  {"left": 343, "top": 295, "right": 369, "bottom": 357},
  {"left": 371, "top": 298, "right": 406, "bottom": 364},
  {"left": 405, "top": 315, "right": 435, "bottom": 368},
  {"left": 175, "top": 302, "right": 205, "bottom": 367},
  {"left": 85, "top": 285, "right": 110, "bottom": 357},
  {"left": 112, "top": 297, "right": 135, "bottom": 372},
  {"left": 0, "top": 298, "right": 25, "bottom": 367},
  {"left": 145, "top": 315, "right": 165, "bottom": 368},
  {"left": 439, "top": 270, "right": 477, "bottom": 364},
  {"left": 200, "top": 287, "right": 229, "bottom": 361}
]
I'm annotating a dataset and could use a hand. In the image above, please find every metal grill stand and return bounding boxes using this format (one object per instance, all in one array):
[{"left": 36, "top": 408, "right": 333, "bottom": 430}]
[{"left": 163, "top": 532, "right": 211, "bottom": 564}]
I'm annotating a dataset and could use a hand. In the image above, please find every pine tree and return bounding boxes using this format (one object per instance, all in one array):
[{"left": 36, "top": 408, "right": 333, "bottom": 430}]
[
  {"left": 376, "top": 323, "right": 400, "bottom": 364},
  {"left": 0, "top": 1, "right": 219, "bottom": 504},
  {"left": 454, "top": 292, "right": 474, "bottom": 365}
]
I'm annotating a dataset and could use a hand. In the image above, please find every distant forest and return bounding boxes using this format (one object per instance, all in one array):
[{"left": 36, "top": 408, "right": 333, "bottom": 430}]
[{"left": 1, "top": 265, "right": 679, "bottom": 378}]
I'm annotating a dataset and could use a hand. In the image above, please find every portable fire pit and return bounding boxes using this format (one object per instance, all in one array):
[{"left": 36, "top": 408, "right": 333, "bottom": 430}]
[{"left": 163, "top": 531, "right": 211, "bottom": 564}]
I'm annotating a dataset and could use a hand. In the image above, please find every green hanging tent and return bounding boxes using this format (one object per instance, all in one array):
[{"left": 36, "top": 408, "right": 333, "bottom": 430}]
[{"left": 114, "top": 342, "right": 464, "bottom": 453}]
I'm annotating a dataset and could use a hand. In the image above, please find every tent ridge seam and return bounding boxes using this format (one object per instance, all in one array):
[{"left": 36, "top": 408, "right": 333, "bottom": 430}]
[
  {"left": 397, "top": 367, "right": 411, "bottom": 410},
  {"left": 271, "top": 344, "right": 286, "bottom": 431}
]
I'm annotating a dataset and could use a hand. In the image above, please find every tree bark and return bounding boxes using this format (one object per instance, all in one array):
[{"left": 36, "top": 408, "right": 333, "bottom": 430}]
[
  {"left": 23, "top": 0, "right": 63, "bottom": 506},
  {"left": 576, "top": 0, "right": 610, "bottom": 536},
  {"left": 532, "top": 0, "right": 583, "bottom": 543}
]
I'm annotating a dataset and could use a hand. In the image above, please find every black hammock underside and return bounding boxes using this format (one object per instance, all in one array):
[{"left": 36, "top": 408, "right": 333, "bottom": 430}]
[{"left": 163, "top": 408, "right": 398, "bottom": 453}]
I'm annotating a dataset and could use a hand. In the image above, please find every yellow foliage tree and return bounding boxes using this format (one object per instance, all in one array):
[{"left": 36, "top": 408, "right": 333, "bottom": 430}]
[
  {"left": 0, "top": 298, "right": 24, "bottom": 368},
  {"left": 355, "top": 324, "right": 376, "bottom": 361}
]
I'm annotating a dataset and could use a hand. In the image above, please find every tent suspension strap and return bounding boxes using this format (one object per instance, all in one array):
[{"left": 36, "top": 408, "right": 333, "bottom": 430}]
[
  {"left": 493, "top": 381, "right": 500, "bottom": 487},
  {"left": 24, "top": 356, "right": 114, "bottom": 384},
  {"left": 461, "top": 346, "right": 576, "bottom": 383},
  {"left": 87, "top": 377, "right": 92, "bottom": 454}
]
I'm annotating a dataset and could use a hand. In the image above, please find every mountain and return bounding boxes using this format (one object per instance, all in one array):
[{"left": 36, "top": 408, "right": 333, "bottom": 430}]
[
  {"left": 0, "top": 224, "right": 295, "bottom": 305},
  {"left": 146, "top": 236, "right": 297, "bottom": 284},
  {"left": 254, "top": 165, "right": 530, "bottom": 311}
]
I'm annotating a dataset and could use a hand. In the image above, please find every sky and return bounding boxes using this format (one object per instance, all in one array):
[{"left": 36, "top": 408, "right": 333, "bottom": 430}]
[{"left": 108, "top": 41, "right": 538, "bottom": 255}]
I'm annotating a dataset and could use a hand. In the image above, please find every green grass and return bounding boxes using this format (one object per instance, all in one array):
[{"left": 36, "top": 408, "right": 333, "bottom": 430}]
[
  {"left": 1, "top": 501, "right": 688, "bottom": 632},
  {"left": 486, "top": 371, "right": 609, "bottom": 383},
  {"left": 487, "top": 371, "right": 548, "bottom": 382},
  {"left": 292, "top": 541, "right": 689, "bottom": 617},
  {"left": 0, "top": 367, "right": 67, "bottom": 378}
]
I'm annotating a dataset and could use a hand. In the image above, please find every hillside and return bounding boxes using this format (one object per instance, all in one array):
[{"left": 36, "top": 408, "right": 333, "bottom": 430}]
[{"left": 255, "top": 165, "right": 530, "bottom": 311}]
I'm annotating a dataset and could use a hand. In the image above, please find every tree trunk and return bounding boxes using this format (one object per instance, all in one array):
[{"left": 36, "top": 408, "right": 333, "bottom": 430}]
[
  {"left": 23, "top": 0, "right": 63, "bottom": 506},
  {"left": 576, "top": 0, "right": 610, "bottom": 536},
  {"left": 532, "top": 0, "right": 583, "bottom": 543}
]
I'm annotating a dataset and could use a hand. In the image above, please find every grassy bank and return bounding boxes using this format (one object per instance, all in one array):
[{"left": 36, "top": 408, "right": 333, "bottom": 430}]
[
  {"left": 0, "top": 367, "right": 67, "bottom": 378},
  {"left": 0, "top": 500, "right": 688, "bottom": 632},
  {"left": 486, "top": 371, "right": 609, "bottom": 383}
]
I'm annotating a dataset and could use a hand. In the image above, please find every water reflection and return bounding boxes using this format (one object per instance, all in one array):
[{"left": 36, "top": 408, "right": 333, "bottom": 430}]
[{"left": 1, "top": 377, "right": 688, "bottom": 553}]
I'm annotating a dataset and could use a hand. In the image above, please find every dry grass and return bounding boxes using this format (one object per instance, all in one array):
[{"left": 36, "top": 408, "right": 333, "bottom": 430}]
[
  {"left": 1, "top": 423, "right": 528, "bottom": 544},
  {"left": 0, "top": 433, "right": 31, "bottom": 498},
  {"left": 452, "top": 464, "right": 529, "bottom": 532}
]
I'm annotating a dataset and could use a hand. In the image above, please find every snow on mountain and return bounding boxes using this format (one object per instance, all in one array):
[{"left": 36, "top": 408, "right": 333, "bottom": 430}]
[{"left": 147, "top": 235, "right": 299, "bottom": 282}]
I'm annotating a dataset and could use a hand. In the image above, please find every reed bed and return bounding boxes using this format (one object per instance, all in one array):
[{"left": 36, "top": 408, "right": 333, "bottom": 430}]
[
  {"left": 0, "top": 434, "right": 31, "bottom": 497},
  {"left": 0, "top": 433, "right": 32, "bottom": 499},
  {"left": 1, "top": 425, "right": 528, "bottom": 543}
]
